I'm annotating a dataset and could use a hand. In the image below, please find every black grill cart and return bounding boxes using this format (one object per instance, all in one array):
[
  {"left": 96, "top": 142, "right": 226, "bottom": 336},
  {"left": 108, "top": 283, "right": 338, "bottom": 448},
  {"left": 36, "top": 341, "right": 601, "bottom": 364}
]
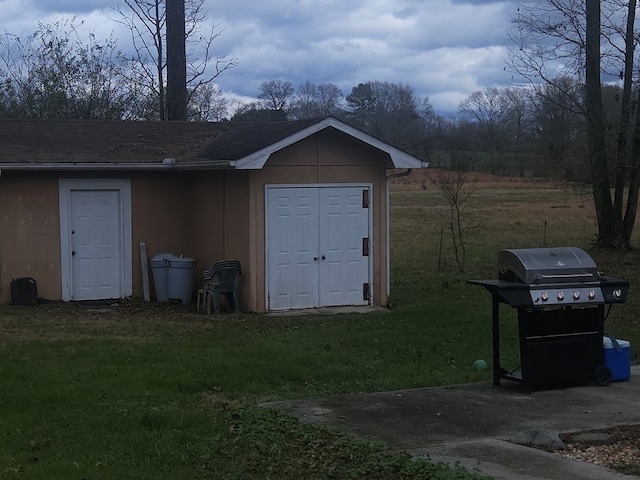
[{"left": 469, "top": 248, "right": 629, "bottom": 391}]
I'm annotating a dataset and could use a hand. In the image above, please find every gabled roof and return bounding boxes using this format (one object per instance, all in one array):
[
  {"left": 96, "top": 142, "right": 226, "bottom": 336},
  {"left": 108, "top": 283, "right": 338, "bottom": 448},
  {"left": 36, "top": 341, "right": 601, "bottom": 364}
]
[
  {"left": 226, "top": 116, "right": 426, "bottom": 170},
  {"left": 0, "top": 116, "right": 427, "bottom": 171}
]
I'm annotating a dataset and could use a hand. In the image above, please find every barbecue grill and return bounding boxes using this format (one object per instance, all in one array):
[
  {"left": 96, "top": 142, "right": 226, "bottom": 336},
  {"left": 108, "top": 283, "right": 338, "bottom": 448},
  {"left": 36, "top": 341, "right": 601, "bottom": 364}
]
[{"left": 469, "top": 247, "right": 629, "bottom": 390}]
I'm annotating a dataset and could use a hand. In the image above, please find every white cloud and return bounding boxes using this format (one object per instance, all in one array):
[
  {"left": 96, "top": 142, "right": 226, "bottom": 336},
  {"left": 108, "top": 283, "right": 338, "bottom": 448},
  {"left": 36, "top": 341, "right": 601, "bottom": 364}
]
[{"left": 0, "top": 0, "right": 519, "bottom": 114}]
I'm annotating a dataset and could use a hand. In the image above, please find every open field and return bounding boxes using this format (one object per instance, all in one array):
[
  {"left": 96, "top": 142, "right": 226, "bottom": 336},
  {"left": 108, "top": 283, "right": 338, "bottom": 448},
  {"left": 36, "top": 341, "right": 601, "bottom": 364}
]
[
  {"left": 0, "top": 173, "right": 638, "bottom": 479},
  {"left": 389, "top": 169, "right": 640, "bottom": 348}
]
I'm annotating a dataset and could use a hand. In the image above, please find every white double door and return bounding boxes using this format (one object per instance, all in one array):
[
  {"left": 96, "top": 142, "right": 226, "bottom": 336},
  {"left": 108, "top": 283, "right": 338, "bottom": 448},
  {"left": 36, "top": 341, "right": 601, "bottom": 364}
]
[{"left": 267, "top": 186, "right": 371, "bottom": 311}]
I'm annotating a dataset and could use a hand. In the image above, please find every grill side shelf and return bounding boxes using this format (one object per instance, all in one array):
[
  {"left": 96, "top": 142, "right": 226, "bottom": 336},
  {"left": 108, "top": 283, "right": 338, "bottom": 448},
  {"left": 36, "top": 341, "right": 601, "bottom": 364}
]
[{"left": 467, "top": 279, "right": 533, "bottom": 307}]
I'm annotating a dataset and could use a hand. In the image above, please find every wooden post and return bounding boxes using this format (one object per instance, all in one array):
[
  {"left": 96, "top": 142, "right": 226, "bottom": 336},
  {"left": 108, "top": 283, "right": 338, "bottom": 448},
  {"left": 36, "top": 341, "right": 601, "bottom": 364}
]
[{"left": 140, "top": 241, "right": 150, "bottom": 302}]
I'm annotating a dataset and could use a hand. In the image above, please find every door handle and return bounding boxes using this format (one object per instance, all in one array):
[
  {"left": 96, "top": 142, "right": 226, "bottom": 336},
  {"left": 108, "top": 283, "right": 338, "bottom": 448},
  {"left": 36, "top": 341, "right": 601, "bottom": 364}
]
[
  {"left": 72, "top": 251, "right": 76, "bottom": 256},
  {"left": 321, "top": 255, "right": 326, "bottom": 260},
  {"left": 313, "top": 256, "right": 318, "bottom": 261}
]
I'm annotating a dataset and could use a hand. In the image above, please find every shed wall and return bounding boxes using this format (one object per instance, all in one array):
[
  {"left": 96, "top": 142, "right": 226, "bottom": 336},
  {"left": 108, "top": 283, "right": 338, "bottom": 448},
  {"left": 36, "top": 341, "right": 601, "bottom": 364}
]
[
  {"left": 0, "top": 171, "right": 233, "bottom": 304},
  {"left": 246, "top": 129, "right": 393, "bottom": 312},
  {"left": 0, "top": 173, "right": 61, "bottom": 302},
  {"left": 189, "top": 171, "right": 251, "bottom": 310},
  {"left": 0, "top": 128, "right": 396, "bottom": 311}
]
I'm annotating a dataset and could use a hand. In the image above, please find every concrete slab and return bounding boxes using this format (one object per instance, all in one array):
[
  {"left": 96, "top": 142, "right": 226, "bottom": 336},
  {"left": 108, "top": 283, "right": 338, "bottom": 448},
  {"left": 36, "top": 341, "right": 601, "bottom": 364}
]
[
  {"left": 265, "top": 366, "right": 640, "bottom": 479},
  {"left": 265, "top": 306, "right": 389, "bottom": 316}
]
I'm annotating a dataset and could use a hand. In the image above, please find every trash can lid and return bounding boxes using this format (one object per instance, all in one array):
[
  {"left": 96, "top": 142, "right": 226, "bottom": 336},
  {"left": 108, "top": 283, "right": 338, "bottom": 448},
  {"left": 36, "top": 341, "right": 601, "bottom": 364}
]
[
  {"left": 151, "top": 253, "right": 175, "bottom": 261},
  {"left": 166, "top": 256, "right": 197, "bottom": 267}
]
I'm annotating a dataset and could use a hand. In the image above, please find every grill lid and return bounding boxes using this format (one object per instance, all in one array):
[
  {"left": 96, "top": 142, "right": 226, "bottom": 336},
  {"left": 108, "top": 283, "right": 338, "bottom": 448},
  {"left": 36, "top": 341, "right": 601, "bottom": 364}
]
[
  {"left": 498, "top": 247, "right": 598, "bottom": 285},
  {"left": 470, "top": 246, "right": 628, "bottom": 307}
]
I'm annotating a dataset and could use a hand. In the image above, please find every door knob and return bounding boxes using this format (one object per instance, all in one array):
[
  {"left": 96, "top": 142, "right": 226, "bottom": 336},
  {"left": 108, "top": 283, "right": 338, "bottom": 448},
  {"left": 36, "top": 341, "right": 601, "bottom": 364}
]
[
  {"left": 321, "top": 255, "right": 326, "bottom": 260},
  {"left": 72, "top": 251, "right": 76, "bottom": 256},
  {"left": 313, "top": 256, "right": 318, "bottom": 261}
]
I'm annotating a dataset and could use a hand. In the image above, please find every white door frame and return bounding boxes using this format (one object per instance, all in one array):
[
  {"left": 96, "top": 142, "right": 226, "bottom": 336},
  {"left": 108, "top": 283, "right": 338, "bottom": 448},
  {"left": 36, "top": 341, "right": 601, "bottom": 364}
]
[
  {"left": 59, "top": 179, "right": 132, "bottom": 301},
  {"left": 265, "top": 183, "right": 373, "bottom": 311}
]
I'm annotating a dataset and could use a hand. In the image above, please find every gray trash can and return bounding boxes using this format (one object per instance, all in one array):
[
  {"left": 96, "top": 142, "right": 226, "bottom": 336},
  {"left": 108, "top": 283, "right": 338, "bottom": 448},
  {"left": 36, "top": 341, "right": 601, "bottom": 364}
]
[
  {"left": 166, "top": 256, "right": 198, "bottom": 305},
  {"left": 150, "top": 253, "right": 175, "bottom": 302}
]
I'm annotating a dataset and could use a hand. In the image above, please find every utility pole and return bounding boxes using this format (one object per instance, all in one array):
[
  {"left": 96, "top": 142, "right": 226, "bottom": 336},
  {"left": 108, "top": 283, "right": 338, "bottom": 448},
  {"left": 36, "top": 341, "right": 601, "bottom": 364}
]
[{"left": 166, "top": 0, "right": 187, "bottom": 121}]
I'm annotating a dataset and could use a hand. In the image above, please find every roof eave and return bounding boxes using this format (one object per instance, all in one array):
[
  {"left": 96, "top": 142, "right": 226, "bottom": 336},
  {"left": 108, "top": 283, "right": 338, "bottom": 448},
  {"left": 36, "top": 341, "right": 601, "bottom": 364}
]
[{"left": 0, "top": 161, "right": 233, "bottom": 172}]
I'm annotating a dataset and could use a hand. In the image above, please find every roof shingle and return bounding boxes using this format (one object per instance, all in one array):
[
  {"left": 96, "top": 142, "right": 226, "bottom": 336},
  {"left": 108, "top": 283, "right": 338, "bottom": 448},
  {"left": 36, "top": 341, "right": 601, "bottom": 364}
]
[{"left": 0, "top": 117, "right": 327, "bottom": 168}]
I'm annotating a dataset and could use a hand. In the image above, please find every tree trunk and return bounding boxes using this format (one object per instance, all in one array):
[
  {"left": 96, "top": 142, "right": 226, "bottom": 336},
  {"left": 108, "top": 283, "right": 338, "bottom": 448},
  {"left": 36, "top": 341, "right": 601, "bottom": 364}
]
[
  {"left": 166, "top": 0, "right": 187, "bottom": 121},
  {"left": 620, "top": 0, "right": 639, "bottom": 247},
  {"left": 613, "top": 0, "right": 636, "bottom": 217},
  {"left": 623, "top": 86, "right": 640, "bottom": 244},
  {"left": 585, "top": 0, "right": 625, "bottom": 248}
]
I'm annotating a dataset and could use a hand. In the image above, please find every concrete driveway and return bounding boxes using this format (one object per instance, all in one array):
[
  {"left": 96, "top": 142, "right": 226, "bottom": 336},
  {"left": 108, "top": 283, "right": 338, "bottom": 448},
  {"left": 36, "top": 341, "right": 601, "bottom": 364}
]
[{"left": 265, "top": 366, "right": 640, "bottom": 480}]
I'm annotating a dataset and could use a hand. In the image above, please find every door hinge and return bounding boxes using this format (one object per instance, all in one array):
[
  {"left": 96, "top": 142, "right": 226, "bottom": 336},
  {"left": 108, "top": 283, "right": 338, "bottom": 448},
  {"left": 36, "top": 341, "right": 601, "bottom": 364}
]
[
  {"left": 362, "top": 189, "right": 369, "bottom": 208},
  {"left": 362, "top": 237, "right": 369, "bottom": 256},
  {"left": 363, "top": 283, "right": 371, "bottom": 302}
]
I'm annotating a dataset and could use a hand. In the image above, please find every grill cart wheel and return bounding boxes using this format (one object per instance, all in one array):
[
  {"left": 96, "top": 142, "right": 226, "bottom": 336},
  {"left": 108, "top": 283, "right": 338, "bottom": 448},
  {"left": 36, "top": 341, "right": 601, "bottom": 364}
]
[{"left": 594, "top": 366, "right": 613, "bottom": 386}]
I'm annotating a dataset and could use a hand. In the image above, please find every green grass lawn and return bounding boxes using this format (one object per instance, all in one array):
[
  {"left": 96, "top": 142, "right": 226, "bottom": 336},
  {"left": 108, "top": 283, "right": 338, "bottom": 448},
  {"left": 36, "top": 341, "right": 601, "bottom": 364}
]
[
  {"left": 1, "top": 182, "right": 638, "bottom": 479},
  {"left": 0, "top": 306, "right": 495, "bottom": 480}
]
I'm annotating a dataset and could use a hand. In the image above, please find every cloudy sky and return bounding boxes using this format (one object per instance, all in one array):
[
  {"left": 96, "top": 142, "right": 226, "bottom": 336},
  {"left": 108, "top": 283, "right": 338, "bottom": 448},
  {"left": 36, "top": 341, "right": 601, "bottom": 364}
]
[{"left": 0, "top": 0, "right": 520, "bottom": 114}]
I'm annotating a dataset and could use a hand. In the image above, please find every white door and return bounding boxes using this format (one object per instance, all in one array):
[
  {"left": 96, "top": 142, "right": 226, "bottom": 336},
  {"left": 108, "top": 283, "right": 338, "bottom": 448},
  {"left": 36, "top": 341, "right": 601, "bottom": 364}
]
[
  {"left": 69, "top": 190, "right": 122, "bottom": 300},
  {"left": 318, "top": 188, "right": 370, "bottom": 307},
  {"left": 266, "top": 186, "right": 371, "bottom": 311},
  {"left": 59, "top": 179, "right": 132, "bottom": 302}
]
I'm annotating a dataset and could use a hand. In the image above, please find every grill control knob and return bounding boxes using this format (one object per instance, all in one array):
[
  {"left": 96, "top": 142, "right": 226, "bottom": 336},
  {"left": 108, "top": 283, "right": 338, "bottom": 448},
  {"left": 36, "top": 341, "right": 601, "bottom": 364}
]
[
  {"left": 613, "top": 289, "right": 623, "bottom": 300},
  {"left": 541, "top": 292, "right": 549, "bottom": 302},
  {"left": 572, "top": 291, "right": 580, "bottom": 300},
  {"left": 588, "top": 290, "right": 596, "bottom": 299},
  {"left": 557, "top": 292, "right": 565, "bottom": 301}
]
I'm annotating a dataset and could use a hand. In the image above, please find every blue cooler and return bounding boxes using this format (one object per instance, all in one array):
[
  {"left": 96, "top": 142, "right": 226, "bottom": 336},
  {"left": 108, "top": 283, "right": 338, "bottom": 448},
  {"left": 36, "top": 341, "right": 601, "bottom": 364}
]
[{"left": 603, "top": 336, "right": 631, "bottom": 382}]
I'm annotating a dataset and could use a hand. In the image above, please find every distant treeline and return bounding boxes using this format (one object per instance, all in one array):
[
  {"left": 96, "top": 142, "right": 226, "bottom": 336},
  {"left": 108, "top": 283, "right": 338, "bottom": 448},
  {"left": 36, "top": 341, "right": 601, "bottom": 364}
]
[{"left": 0, "top": 19, "right": 617, "bottom": 184}]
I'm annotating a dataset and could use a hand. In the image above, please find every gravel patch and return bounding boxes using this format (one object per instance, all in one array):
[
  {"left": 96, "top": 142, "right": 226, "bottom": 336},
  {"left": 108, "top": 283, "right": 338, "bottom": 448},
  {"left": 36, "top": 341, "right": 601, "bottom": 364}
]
[{"left": 555, "top": 424, "right": 640, "bottom": 471}]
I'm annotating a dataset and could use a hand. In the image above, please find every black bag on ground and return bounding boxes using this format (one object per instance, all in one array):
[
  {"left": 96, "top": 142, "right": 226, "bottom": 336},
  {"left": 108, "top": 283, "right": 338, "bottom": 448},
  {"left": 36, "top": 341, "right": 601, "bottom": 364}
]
[{"left": 10, "top": 277, "right": 38, "bottom": 305}]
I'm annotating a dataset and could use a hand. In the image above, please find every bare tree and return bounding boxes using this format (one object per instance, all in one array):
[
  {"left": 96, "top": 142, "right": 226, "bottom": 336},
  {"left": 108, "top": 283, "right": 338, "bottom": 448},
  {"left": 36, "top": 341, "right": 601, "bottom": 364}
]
[
  {"left": 289, "top": 81, "right": 318, "bottom": 120},
  {"left": 188, "top": 83, "right": 227, "bottom": 121},
  {"left": 115, "top": 0, "right": 166, "bottom": 118},
  {"left": 432, "top": 170, "right": 474, "bottom": 273},
  {"left": 289, "top": 81, "right": 343, "bottom": 119},
  {"left": 317, "top": 83, "right": 343, "bottom": 115},
  {"left": 528, "top": 77, "right": 583, "bottom": 176},
  {"left": 258, "top": 79, "right": 295, "bottom": 112},
  {"left": 458, "top": 87, "right": 513, "bottom": 159},
  {"left": 230, "top": 102, "right": 288, "bottom": 121},
  {"left": 0, "top": 19, "right": 132, "bottom": 119},
  {"left": 508, "top": 0, "right": 639, "bottom": 248},
  {"left": 114, "top": 0, "right": 237, "bottom": 120}
]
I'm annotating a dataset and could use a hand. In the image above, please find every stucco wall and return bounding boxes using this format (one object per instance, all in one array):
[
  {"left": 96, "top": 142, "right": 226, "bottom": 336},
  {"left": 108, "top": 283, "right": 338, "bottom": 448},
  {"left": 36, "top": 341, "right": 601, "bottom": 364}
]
[
  {"left": 189, "top": 170, "right": 251, "bottom": 310},
  {"left": 130, "top": 173, "right": 197, "bottom": 300},
  {"left": 0, "top": 173, "right": 61, "bottom": 302},
  {"left": 0, "top": 171, "right": 225, "bottom": 303}
]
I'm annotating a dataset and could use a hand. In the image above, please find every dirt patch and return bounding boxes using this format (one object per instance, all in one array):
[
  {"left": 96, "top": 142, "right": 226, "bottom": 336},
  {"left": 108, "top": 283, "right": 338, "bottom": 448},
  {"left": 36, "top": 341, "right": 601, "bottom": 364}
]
[{"left": 0, "top": 298, "right": 225, "bottom": 343}]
